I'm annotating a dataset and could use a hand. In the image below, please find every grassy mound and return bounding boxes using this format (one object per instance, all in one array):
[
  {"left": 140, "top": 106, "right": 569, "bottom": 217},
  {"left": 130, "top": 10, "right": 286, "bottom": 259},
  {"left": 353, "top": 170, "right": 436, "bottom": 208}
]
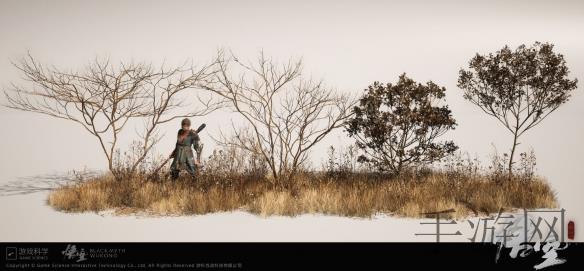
[{"left": 48, "top": 170, "right": 557, "bottom": 218}]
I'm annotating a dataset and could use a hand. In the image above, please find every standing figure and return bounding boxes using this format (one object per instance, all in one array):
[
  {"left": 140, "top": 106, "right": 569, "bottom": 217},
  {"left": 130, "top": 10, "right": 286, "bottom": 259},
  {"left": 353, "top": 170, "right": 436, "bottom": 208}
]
[{"left": 169, "top": 118, "right": 201, "bottom": 179}]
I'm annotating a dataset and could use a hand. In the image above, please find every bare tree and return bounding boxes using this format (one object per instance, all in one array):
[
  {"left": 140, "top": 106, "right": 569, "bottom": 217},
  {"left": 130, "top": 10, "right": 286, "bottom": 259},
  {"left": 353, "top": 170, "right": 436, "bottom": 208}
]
[
  {"left": 458, "top": 42, "right": 578, "bottom": 176},
  {"left": 129, "top": 60, "right": 220, "bottom": 174},
  {"left": 204, "top": 50, "right": 354, "bottom": 183},
  {"left": 3, "top": 53, "right": 219, "bottom": 179}
]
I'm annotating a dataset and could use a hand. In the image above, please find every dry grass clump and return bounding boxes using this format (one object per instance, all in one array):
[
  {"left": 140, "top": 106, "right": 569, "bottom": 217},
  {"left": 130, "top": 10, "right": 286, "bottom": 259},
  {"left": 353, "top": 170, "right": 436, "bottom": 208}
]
[
  {"left": 47, "top": 145, "right": 557, "bottom": 219},
  {"left": 48, "top": 170, "right": 556, "bottom": 219}
]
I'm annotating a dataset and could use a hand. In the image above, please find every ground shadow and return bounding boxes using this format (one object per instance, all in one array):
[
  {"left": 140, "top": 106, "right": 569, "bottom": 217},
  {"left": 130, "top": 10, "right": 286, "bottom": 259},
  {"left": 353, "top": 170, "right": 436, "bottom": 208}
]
[{"left": 0, "top": 170, "right": 100, "bottom": 196}]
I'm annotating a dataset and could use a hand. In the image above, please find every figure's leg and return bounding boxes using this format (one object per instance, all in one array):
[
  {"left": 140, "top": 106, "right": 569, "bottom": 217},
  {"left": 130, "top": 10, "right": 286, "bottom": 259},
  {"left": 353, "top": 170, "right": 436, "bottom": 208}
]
[
  {"left": 170, "top": 169, "right": 179, "bottom": 180},
  {"left": 169, "top": 159, "right": 179, "bottom": 180},
  {"left": 185, "top": 158, "right": 197, "bottom": 178}
]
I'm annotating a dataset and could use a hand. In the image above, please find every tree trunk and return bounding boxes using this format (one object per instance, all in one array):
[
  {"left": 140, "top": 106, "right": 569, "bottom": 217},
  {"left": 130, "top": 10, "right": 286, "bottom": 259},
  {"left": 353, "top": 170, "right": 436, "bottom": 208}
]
[
  {"left": 108, "top": 159, "right": 120, "bottom": 181},
  {"left": 508, "top": 132, "right": 519, "bottom": 179}
]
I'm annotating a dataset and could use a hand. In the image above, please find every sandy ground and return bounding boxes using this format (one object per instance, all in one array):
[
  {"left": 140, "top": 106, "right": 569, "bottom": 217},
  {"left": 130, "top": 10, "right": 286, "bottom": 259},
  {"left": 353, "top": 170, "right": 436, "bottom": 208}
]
[{"left": 0, "top": 191, "right": 430, "bottom": 242}]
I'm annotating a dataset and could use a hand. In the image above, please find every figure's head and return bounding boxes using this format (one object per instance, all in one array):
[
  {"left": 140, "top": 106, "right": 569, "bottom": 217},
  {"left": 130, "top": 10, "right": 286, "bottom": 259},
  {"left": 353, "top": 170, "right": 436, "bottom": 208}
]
[{"left": 181, "top": 118, "right": 191, "bottom": 130}]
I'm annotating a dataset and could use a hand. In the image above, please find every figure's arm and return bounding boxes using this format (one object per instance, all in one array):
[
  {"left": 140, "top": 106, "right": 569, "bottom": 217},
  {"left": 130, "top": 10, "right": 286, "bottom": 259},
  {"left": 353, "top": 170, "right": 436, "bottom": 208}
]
[
  {"left": 192, "top": 131, "right": 200, "bottom": 144},
  {"left": 169, "top": 129, "right": 182, "bottom": 158},
  {"left": 191, "top": 130, "right": 202, "bottom": 164}
]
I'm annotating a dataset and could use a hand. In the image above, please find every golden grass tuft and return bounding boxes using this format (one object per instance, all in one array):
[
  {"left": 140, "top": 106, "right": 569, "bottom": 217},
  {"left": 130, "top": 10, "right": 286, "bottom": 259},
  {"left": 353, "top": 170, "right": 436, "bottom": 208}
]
[{"left": 47, "top": 170, "right": 558, "bottom": 219}]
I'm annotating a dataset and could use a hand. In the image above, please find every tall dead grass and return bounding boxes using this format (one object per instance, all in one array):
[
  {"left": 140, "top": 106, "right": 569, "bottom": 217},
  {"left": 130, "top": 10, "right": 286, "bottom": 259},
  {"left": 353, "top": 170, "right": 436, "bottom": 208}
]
[
  {"left": 47, "top": 145, "right": 557, "bottom": 218},
  {"left": 48, "top": 170, "right": 556, "bottom": 219}
]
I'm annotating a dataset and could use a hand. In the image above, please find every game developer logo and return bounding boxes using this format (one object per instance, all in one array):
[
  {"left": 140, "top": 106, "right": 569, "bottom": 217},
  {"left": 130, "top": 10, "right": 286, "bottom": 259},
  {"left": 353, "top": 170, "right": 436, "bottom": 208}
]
[
  {"left": 5, "top": 246, "right": 49, "bottom": 261},
  {"left": 5, "top": 247, "right": 17, "bottom": 261},
  {"left": 62, "top": 244, "right": 126, "bottom": 262}
]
